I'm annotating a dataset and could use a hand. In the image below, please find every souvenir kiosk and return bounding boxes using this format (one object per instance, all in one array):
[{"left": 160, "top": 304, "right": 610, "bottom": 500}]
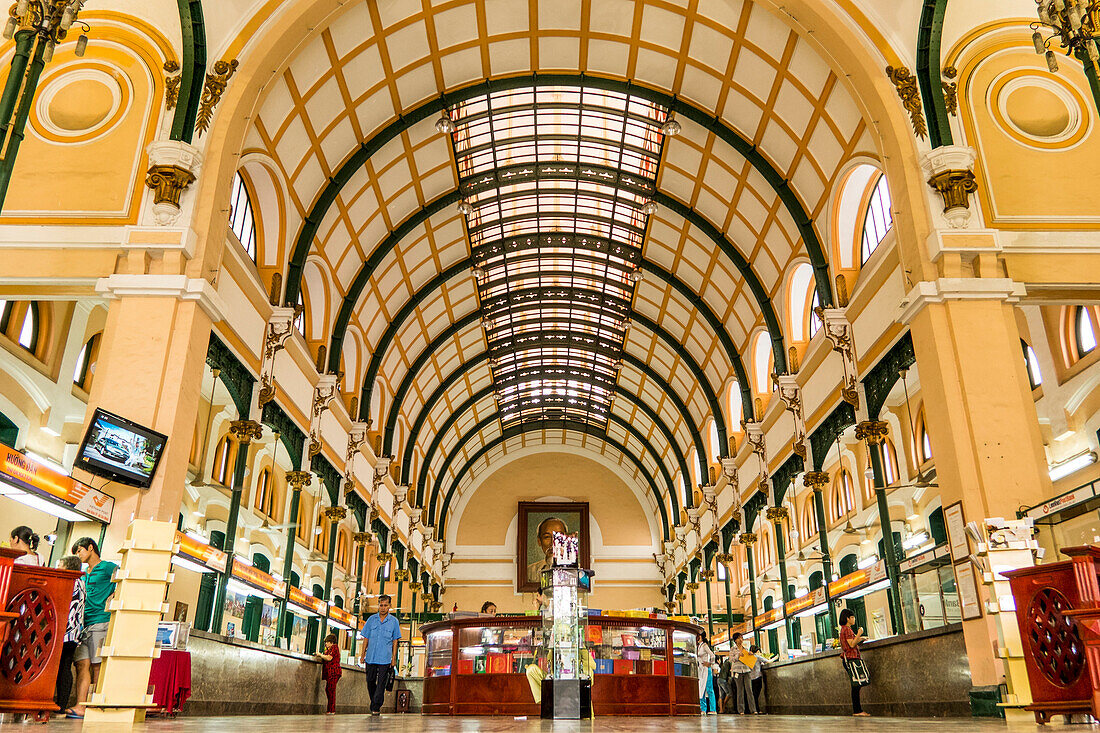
[{"left": 420, "top": 532, "right": 703, "bottom": 716}]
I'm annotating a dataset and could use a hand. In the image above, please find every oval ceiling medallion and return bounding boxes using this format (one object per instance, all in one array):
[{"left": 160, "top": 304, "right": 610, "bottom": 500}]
[
  {"left": 990, "top": 71, "right": 1088, "bottom": 150},
  {"left": 32, "top": 65, "right": 129, "bottom": 144}
]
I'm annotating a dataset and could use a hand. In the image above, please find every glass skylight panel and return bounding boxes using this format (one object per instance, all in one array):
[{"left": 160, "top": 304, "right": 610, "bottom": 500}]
[{"left": 448, "top": 84, "right": 668, "bottom": 428}]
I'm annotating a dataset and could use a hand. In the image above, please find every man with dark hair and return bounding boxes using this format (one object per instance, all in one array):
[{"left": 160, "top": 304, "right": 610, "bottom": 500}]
[
  {"left": 70, "top": 537, "right": 116, "bottom": 718},
  {"left": 357, "top": 594, "right": 401, "bottom": 716}
]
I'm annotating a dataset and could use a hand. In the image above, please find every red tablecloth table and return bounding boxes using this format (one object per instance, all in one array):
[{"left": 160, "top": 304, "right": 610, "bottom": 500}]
[{"left": 148, "top": 649, "right": 191, "bottom": 714}]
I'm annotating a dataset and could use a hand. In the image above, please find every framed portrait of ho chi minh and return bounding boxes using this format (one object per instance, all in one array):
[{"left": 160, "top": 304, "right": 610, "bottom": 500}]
[{"left": 516, "top": 501, "right": 590, "bottom": 593}]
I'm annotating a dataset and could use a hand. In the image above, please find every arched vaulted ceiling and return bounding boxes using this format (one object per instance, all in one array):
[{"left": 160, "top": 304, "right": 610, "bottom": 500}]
[{"left": 245, "top": 0, "right": 877, "bottom": 533}]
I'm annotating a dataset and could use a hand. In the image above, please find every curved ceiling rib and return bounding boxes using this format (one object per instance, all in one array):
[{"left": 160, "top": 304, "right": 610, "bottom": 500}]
[
  {"left": 379, "top": 255, "right": 746, "bottom": 463},
  {"left": 436, "top": 423, "right": 671, "bottom": 541},
  {"left": 359, "top": 257, "right": 726, "bottom": 470},
  {"left": 402, "top": 349, "right": 701, "bottom": 510},
  {"left": 328, "top": 188, "right": 781, "bottom": 389},
  {"left": 425, "top": 408, "right": 677, "bottom": 526},
  {"left": 411, "top": 378, "right": 690, "bottom": 518},
  {"left": 285, "top": 74, "right": 832, "bottom": 318}
]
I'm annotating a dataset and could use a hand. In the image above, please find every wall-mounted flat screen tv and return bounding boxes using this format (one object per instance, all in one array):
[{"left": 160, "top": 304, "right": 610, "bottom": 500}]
[{"left": 75, "top": 408, "right": 168, "bottom": 489}]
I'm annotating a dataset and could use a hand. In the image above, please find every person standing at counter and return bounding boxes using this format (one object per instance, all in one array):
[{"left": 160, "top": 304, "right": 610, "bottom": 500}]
[
  {"left": 358, "top": 594, "right": 401, "bottom": 717},
  {"left": 839, "top": 609, "right": 871, "bottom": 717},
  {"left": 748, "top": 644, "right": 766, "bottom": 714},
  {"left": 697, "top": 631, "right": 718, "bottom": 715},
  {"left": 71, "top": 537, "right": 117, "bottom": 718},
  {"left": 480, "top": 601, "right": 497, "bottom": 615},
  {"left": 9, "top": 525, "right": 41, "bottom": 565},
  {"left": 55, "top": 554, "right": 85, "bottom": 718},
  {"left": 317, "top": 633, "right": 342, "bottom": 715},
  {"left": 731, "top": 633, "right": 757, "bottom": 715}
]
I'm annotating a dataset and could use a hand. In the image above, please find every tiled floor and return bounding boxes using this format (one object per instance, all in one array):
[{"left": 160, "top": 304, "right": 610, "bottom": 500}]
[{"left": 45, "top": 713, "right": 1071, "bottom": 732}]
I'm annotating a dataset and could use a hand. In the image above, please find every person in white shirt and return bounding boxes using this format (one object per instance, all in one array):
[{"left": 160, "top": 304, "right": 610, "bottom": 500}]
[{"left": 9, "top": 525, "right": 41, "bottom": 565}]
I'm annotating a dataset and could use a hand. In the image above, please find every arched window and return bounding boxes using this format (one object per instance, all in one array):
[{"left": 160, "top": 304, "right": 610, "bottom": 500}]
[
  {"left": 752, "top": 332, "right": 772, "bottom": 394},
  {"left": 1, "top": 301, "right": 41, "bottom": 355},
  {"left": 1022, "top": 340, "right": 1042, "bottom": 389},
  {"left": 727, "top": 382, "right": 743, "bottom": 434},
  {"left": 830, "top": 469, "right": 855, "bottom": 522},
  {"left": 211, "top": 435, "right": 237, "bottom": 487},
  {"left": 336, "top": 531, "right": 349, "bottom": 568},
  {"left": 809, "top": 289, "right": 821, "bottom": 336},
  {"left": 787, "top": 263, "right": 816, "bottom": 342},
  {"left": 1078, "top": 306, "right": 1098, "bottom": 357},
  {"left": 690, "top": 448, "right": 701, "bottom": 488},
  {"left": 73, "top": 333, "right": 101, "bottom": 390},
  {"left": 861, "top": 175, "right": 893, "bottom": 264},
  {"left": 883, "top": 440, "right": 900, "bottom": 485},
  {"left": 295, "top": 496, "right": 310, "bottom": 542},
  {"left": 915, "top": 411, "right": 933, "bottom": 464},
  {"left": 254, "top": 467, "right": 273, "bottom": 517},
  {"left": 293, "top": 291, "right": 305, "bottom": 335},
  {"left": 316, "top": 516, "right": 330, "bottom": 553},
  {"left": 802, "top": 497, "right": 818, "bottom": 539},
  {"left": 229, "top": 172, "right": 257, "bottom": 261},
  {"left": 707, "top": 420, "right": 720, "bottom": 463}
]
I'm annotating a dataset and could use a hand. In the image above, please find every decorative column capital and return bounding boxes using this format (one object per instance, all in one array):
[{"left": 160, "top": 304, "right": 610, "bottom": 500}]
[
  {"left": 393, "top": 568, "right": 410, "bottom": 581},
  {"left": 685, "top": 581, "right": 700, "bottom": 591},
  {"left": 738, "top": 532, "right": 757, "bottom": 546},
  {"left": 376, "top": 552, "right": 393, "bottom": 563},
  {"left": 674, "top": 592, "right": 687, "bottom": 601},
  {"left": 229, "top": 419, "right": 263, "bottom": 444},
  {"left": 286, "top": 470, "right": 312, "bottom": 490},
  {"left": 802, "top": 471, "right": 830, "bottom": 492},
  {"left": 921, "top": 145, "right": 978, "bottom": 229},
  {"left": 352, "top": 531, "right": 372, "bottom": 546},
  {"left": 765, "top": 506, "right": 789, "bottom": 523},
  {"left": 144, "top": 140, "right": 202, "bottom": 226},
  {"left": 855, "top": 420, "right": 890, "bottom": 446},
  {"left": 698, "top": 570, "right": 715, "bottom": 581},
  {"left": 716, "top": 552, "right": 735, "bottom": 565},
  {"left": 322, "top": 505, "right": 347, "bottom": 522}
]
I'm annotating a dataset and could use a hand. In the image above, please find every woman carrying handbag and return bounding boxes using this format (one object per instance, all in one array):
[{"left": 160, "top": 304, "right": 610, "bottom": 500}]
[{"left": 838, "top": 609, "right": 870, "bottom": 716}]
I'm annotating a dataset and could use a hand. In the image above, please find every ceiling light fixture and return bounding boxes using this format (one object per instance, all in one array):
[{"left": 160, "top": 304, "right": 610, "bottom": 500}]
[
  {"left": 1031, "top": 1, "right": 1100, "bottom": 73},
  {"left": 1049, "top": 450, "right": 1098, "bottom": 482},
  {"left": 435, "top": 113, "right": 456, "bottom": 135},
  {"left": 661, "top": 118, "right": 682, "bottom": 136},
  {"left": 641, "top": 200, "right": 658, "bottom": 216},
  {"left": 457, "top": 200, "right": 473, "bottom": 216}
]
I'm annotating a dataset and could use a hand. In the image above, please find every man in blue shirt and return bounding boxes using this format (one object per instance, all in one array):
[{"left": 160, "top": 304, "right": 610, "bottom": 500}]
[{"left": 358, "top": 594, "right": 401, "bottom": 715}]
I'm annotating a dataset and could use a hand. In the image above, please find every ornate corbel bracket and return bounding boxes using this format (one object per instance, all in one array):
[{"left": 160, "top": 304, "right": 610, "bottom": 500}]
[
  {"left": 163, "top": 60, "right": 181, "bottom": 110},
  {"left": 195, "top": 58, "right": 238, "bottom": 136},
  {"left": 816, "top": 307, "right": 860, "bottom": 409},
  {"left": 258, "top": 307, "right": 295, "bottom": 407},
  {"left": 885, "top": 65, "right": 927, "bottom": 139},
  {"left": 775, "top": 375, "right": 807, "bottom": 458}
]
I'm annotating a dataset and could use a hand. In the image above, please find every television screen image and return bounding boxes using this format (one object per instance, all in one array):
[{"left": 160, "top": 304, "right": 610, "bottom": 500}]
[{"left": 76, "top": 408, "right": 167, "bottom": 488}]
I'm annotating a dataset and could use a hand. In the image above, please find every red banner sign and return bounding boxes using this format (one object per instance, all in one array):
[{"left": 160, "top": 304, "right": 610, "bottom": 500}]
[
  {"left": 288, "top": 585, "right": 327, "bottom": 616},
  {"left": 231, "top": 558, "right": 286, "bottom": 598},
  {"left": 329, "top": 605, "right": 356, "bottom": 629},
  {"left": 0, "top": 445, "right": 114, "bottom": 522},
  {"left": 174, "top": 531, "right": 228, "bottom": 573}
]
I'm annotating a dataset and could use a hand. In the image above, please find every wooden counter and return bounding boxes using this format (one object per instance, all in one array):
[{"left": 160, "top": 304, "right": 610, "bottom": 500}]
[{"left": 419, "top": 614, "right": 703, "bottom": 716}]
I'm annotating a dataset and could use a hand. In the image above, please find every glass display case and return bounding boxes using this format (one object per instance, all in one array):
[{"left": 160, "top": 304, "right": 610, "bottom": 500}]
[
  {"left": 541, "top": 567, "right": 590, "bottom": 679},
  {"left": 419, "top": 614, "right": 703, "bottom": 716},
  {"left": 426, "top": 627, "right": 453, "bottom": 677},
  {"left": 672, "top": 628, "right": 699, "bottom": 678}
]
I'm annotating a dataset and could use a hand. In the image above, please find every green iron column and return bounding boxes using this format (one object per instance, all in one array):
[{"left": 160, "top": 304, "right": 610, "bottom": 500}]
[
  {"left": 741, "top": 536, "right": 759, "bottom": 621},
  {"left": 275, "top": 473, "right": 310, "bottom": 647},
  {"left": 718, "top": 552, "right": 734, "bottom": 630},
  {"left": 702, "top": 566, "right": 715, "bottom": 637},
  {"left": 0, "top": 30, "right": 34, "bottom": 146},
  {"left": 805, "top": 472, "right": 838, "bottom": 639},
  {"left": 320, "top": 505, "right": 346, "bottom": 642},
  {"left": 769, "top": 507, "right": 795, "bottom": 650},
  {"left": 687, "top": 580, "right": 698, "bottom": 617},
  {"left": 349, "top": 533, "right": 369, "bottom": 655},
  {"left": 210, "top": 420, "right": 263, "bottom": 634},
  {"left": 858, "top": 420, "right": 905, "bottom": 635}
]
